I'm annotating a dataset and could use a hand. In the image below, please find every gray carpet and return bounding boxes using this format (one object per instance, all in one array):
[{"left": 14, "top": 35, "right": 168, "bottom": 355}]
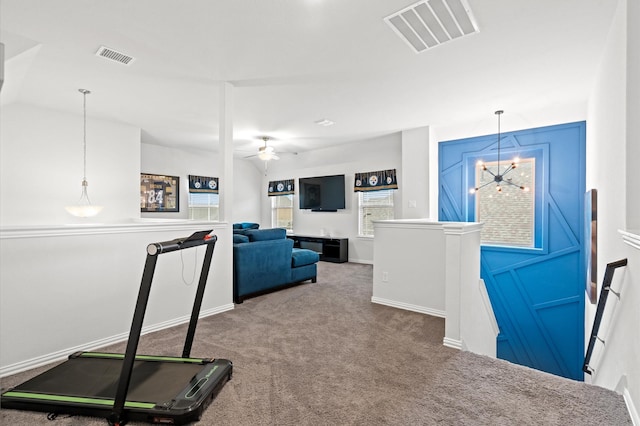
[{"left": 0, "top": 262, "right": 632, "bottom": 425}]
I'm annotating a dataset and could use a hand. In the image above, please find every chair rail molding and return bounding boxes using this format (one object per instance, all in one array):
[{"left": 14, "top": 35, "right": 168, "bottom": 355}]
[{"left": 619, "top": 229, "right": 640, "bottom": 251}]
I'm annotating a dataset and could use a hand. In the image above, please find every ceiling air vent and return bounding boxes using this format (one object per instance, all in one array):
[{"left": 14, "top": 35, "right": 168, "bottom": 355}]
[
  {"left": 385, "top": 0, "right": 478, "bottom": 53},
  {"left": 95, "top": 46, "right": 135, "bottom": 65}
]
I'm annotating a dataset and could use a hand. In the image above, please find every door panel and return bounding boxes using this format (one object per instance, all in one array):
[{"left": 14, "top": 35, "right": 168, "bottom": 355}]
[{"left": 439, "top": 121, "right": 586, "bottom": 380}]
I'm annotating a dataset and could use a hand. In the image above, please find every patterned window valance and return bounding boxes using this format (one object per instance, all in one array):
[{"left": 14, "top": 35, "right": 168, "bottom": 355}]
[
  {"left": 188, "top": 175, "right": 218, "bottom": 193},
  {"left": 354, "top": 169, "right": 398, "bottom": 192},
  {"left": 268, "top": 179, "right": 295, "bottom": 196}
]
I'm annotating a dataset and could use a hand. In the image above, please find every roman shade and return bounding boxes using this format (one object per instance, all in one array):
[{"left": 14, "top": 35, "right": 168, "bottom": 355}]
[
  {"left": 189, "top": 175, "right": 218, "bottom": 193},
  {"left": 268, "top": 179, "right": 294, "bottom": 196},
  {"left": 354, "top": 169, "right": 398, "bottom": 192}
]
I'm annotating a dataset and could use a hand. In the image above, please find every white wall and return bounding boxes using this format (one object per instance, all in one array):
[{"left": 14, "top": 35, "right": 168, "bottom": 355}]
[
  {"left": 140, "top": 143, "right": 262, "bottom": 224},
  {"left": 626, "top": 0, "right": 640, "bottom": 232},
  {"left": 0, "top": 104, "right": 237, "bottom": 376},
  {"left": 401, "top": 126, "right": 430, "bottom": 219},
  {"left": 431, "top": 101, "right": 588, "bottom": 143},
  {"left": 261, "top": 133, "right": 402, "bottom": 263},
  {"left": 0, "top": 222, "right": 233, "bottom": 376},
  {"left": 586, "top": 0, "right": 640, "bottom": 422},
  {"left": 372, "top": 220, "right": 446, "bottom": 317},
  {"left": 0, "top": 103, "right": 140, "bottom": 225}
]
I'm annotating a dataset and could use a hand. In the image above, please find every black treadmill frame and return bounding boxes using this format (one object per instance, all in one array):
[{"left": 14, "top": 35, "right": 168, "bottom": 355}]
[{"left": 1, "top": 231, "right": 232, "bottom": 426}]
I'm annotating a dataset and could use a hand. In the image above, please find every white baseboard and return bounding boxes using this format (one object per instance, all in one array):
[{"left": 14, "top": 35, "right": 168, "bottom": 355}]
[
  {"left": 623, "top": 387, "right": 639, "bottom": 426},
  {"left": 443, "top": 337, "right": 462, "bottom": 350},
  {"left": 371, "top": 297, "right": 445, "bottom": 318},
  {"left": 349, "top": 258, "right": 373, "bottom": 265},
  {"left": 0, "top": 303, "right": 234, "bottom": 378}
]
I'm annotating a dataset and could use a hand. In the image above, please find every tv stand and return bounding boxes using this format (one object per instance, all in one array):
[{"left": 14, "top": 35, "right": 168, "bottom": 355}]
[{"left": 288, "top": 235, "right": 348, "bottom": 263}]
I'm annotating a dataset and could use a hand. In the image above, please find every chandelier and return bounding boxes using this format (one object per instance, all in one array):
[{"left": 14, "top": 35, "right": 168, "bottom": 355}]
[
  {"left": 65, "top": 89, "right": 104, "bottom": 217},
  {"left": 469, "top": 110, "right": 530, "bottom": 194}
]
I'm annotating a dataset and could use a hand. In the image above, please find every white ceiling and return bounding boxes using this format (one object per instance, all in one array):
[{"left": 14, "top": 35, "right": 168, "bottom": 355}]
[{"left": 0, "top": 0, "right": 618, "bottom": 157}]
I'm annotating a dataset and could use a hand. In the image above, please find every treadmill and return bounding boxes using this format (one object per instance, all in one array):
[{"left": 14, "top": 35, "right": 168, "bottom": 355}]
[{"left": 1, "top": 230, "right": 232, "bottom": 426}]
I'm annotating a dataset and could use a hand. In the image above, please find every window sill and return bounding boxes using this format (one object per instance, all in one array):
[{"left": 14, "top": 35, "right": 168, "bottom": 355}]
[{"left": 357, "top": 235, "right": 374, "bottom": 240}]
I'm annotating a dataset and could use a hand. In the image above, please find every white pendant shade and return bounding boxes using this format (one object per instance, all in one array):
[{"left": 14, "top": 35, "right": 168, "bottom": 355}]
[{"left": 65, "top": 179, "right": 103, "bottom": 217}]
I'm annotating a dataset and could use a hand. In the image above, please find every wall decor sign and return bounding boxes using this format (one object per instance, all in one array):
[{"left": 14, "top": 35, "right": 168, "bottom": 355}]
[{"left": 140, "top": 173, "right": 179, "bottom": 212}]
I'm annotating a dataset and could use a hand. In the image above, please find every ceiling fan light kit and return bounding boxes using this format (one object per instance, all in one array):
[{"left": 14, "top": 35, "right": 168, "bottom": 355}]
[
  {"left": 257, "top": 137, "right": 279, "bottom": 161},
  {"left": 258, "top": 146, "right": 279, "bottom": 161}
]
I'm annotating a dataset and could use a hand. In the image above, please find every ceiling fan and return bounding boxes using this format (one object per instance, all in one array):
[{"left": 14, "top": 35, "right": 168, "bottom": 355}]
[
  {"left": 241, "top": 136, "right": 297, "bottom": 175},
  {"left": 242, "top": 136, "right": 281, "bottom": 161},
  {"left": 256, "top": 136, "right": 279, "bottom": 161}
]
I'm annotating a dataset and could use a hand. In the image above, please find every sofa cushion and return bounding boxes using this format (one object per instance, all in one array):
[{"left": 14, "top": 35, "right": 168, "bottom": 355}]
[
  {"left": 291, "top": 248, "right": 320, "bottom": 267},
  {"left": 233, "top": 234, "right": 250, "bottom": 244},
  {"left": 245, "top": 228, "right": 286, "bottom": 242},
  {"left": 236, "top": 222, "right": 259, "bottom": 229}
]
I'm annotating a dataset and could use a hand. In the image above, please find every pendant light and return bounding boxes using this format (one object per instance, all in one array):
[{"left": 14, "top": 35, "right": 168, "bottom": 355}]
[
  {"left": 65, "top": 89, "right": 103, "bottom": 217},
  {"left": 469, "top": 110, "right": 530, "bottom": 194}
]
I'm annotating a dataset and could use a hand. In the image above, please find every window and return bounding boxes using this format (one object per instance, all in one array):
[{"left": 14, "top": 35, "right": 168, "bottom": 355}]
[
  {"left": 474, "top": 158, "right": 535, "bottom": 247},
  {"left": 188, "top": 192, "right": 219, "bottom": 221},
  {"left": 272, "top": 194, "right": 293, "bottom": 230},
  {"left": 358, "top": 190, "right": 394, "bottom": 237}
]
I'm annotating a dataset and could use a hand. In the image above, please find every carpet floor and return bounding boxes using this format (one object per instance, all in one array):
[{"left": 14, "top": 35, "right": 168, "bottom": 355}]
[{"left": 0, "top": 261, "right": 632, "bottom": 425}]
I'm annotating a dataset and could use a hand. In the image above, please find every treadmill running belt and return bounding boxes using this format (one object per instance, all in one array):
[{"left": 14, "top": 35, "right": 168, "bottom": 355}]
[{"left": 11, "top": 356, "right": 205, "bottom": 405}]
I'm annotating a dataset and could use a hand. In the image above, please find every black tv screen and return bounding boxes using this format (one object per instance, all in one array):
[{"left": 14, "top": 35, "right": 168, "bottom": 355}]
[{"left": 299, "top": 174, "right": 346, "bottom": 211}]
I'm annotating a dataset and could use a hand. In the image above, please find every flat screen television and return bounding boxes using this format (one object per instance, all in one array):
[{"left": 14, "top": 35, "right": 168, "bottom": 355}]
[{"left": 299, "top": 174, "right": 346, "bottom": 211}]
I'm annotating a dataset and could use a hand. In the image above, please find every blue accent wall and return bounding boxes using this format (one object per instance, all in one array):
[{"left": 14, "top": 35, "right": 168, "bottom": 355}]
[{"left": 439, "top": 121, "right": 586, "bottom": 380}]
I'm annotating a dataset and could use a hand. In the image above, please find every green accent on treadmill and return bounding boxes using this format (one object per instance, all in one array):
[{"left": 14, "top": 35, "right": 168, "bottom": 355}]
[
  {"left": 2, "top": 391, "right": 156, "bottom": 409},
  {"left": 205, "top": 365, "right": 219, "bottom": 378},
  {"left": 77, "top": 352, "right": 207, "bottom": 363}
]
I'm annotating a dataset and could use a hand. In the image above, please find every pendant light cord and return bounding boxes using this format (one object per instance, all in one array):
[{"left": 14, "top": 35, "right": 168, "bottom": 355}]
[
  {"left": 83, "top": 91, "right": 87, "bottom": 182},
  {"left": 79, "top": 89, "right": 91, "bottom": 184},
  {"left": 495, "top": 110, "right": 502, "bottom": 174}
]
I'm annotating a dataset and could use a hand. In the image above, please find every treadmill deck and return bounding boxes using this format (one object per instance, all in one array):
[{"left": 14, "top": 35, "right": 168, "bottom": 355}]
[{"left": 1, "top": 352, "right": 233, "bottom": 424}]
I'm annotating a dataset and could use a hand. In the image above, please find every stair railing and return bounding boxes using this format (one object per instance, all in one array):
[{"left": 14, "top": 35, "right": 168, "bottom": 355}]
[{"left": 583, "top": 258, "right": 628, "bottom": 375}]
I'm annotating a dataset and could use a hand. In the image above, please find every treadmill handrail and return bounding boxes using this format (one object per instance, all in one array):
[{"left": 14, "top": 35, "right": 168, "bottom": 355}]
[
  {"left": 110, "top": 231, "right": 217, "bottom": 426},
  {"left": 147, "top": 230, "right": 215, "bottom": 255}
]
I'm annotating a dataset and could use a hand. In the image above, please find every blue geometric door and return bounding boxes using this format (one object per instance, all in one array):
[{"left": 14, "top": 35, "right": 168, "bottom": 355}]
[{"left": 439, "top": 121, "right": 586, "bottom": 380}]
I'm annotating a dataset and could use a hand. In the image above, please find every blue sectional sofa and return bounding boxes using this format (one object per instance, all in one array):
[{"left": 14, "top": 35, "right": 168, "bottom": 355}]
[{"left": 233, "top": 228, "right": 319, "bottom": 303}]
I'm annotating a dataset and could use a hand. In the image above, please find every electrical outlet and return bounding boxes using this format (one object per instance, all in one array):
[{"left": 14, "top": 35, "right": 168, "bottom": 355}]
[{"left": 382, "top": 271, "right": 389, "bottom": 282}]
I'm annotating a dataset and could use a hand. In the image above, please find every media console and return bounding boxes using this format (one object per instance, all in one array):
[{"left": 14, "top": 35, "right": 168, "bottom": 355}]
[{"left": 287, "top": 235, "right": 348, "bottom": 263}]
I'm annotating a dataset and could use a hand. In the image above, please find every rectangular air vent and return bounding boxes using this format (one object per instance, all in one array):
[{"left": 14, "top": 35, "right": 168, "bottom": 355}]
[
  {"left": 95, "top": 46, "right": 135, "bottom": 65},
  {"left": 385, "top": 0, "right": 478, "bottom": 53}
]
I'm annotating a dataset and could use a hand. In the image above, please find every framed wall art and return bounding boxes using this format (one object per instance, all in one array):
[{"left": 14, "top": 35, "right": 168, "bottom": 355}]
[
  {"left": 585, "top": 189, "right": 597, "bottom": 304},
  {"left": 140, "top": 173, "right": 179, "bottom": 212}
]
